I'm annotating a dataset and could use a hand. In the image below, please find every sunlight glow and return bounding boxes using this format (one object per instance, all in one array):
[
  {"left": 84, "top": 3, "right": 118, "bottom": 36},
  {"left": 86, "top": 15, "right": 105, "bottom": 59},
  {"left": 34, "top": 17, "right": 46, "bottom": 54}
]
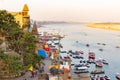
[{"left": 0, "top": 0, "right": 120, "bottom": 22}]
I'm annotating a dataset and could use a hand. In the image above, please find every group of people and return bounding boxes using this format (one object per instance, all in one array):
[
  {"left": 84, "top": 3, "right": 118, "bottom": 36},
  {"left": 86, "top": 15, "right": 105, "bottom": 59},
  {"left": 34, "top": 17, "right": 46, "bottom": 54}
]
[{"left": 29, "top": 64, "right": 45, "bottom": 78}]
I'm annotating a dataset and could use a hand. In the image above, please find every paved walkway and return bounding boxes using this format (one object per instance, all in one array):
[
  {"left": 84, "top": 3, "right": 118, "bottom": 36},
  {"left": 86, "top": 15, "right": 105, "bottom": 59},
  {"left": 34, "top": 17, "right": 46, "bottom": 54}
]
[
  {"left": 2, "top": 57, "right": 90, "bottom": 80},
  {"left": 43, "top": 58, "right": 52, "bottom": 73},
  {"left": 0, "top": 71, "right": 38, "bottom": 80}
]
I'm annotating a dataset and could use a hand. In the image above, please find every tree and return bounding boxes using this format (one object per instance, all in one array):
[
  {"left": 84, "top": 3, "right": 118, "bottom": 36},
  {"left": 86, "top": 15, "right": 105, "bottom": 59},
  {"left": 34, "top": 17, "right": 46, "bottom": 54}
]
[
  {"left": 23, "top": 53, "right": 42, "bottom": 69},
  {"left": 0, "top": 50, "right": 23, "bottom": 74},
  {"left": 0, "top": 10, "right": 35, "bottom": 55},
  {"left": 0, "top": 10, "right": 42, "bottom": 72},
  {"left": 0, "top": 10, "right": 19, "bottom": 37},
  {"left": 0, "top": 10, "right": 21, "bottom": 52}
]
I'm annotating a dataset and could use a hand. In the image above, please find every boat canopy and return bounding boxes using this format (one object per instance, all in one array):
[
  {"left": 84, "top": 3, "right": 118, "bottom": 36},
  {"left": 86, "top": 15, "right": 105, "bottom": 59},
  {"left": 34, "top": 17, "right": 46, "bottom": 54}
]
[{"left": 77, "top": 66, "right": 88, "bottom": 70}]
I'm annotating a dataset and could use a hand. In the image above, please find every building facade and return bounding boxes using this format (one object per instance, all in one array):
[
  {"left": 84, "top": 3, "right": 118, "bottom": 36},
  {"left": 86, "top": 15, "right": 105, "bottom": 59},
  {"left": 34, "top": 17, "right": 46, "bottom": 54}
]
[{"left": 10, "top": 4, "right": 30, "bottom": 31}]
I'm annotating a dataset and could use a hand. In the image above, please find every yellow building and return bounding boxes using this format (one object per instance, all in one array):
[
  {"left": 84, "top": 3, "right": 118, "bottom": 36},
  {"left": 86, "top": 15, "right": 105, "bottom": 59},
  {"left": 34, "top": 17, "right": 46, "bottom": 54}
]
[{"left": 10, "top": 4, "right": 30, "bottom": 31}]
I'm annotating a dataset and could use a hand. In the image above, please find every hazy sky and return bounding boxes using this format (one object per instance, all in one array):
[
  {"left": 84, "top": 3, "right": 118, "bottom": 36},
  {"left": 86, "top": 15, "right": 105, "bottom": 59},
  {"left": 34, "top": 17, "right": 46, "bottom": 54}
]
[{"left": 1, "top": 0, "right": 120, "bottom": 22}]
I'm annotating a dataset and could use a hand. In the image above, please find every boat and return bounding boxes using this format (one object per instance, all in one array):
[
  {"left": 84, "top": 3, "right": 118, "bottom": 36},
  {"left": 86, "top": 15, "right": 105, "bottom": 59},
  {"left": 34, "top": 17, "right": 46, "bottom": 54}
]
[
  {"left": 60, "top": 51, "right": 67, "bottom": 53},
  {"left": 116, "top": 46, "right": 120, "bottom": 48},
  {"left": 71, "top": 64, "right": 75, "bottom": 66},
  {"left": 46, "top": 41, "right": 52, "bottom": 45},
  {"left": 102, "top": 60, "right": 109, "bottom": 65},
  {"left": 95, "top": 60, "right": 103, "bottom": 67},
  {"left": 104, "top": 75, "right": 111, "bottom": 80},
  {"left": 74, "top": 64, "right": 83, "bottom": 67},
  {"left": 74, "top": 66, "right": 89, "bottom": 73},
  {"left": 75, "top": 50, "right": 84, "bottom": 54},
  {"left": 73, "top": 56, "right": 83, "bottom": 59},
  {"left": 98, "top": 58, "right": 109, "bottom": 65},
  {"left": 99, "top": 48, "right": 103, "bottom": 51},
  {"left": 86, "top": 44, "right": 90, "bottom": 47},
  {"left": 68, "top": 50, "right": 73, "bottom": 53},
  {"left": 87, "top": 59, "right": 95, "bottom": 64},
  {"left": 89, "top": 52, "right": 95, "bottom": 59},
  {"left": 90, "top": 75, "right": 110, "bottom": 80},
  {"left": 79, "top": 60, "right": 90, "bottom": 67},
  {"left": 64, "top": 56, "right": 70, "bottom": 59},
  {"left": 72, "top": 53, "right": 83, "bottom": 59},
  {"left": 91, "top": 70, "right": 105, "bottom": 74},
  {"left": 115, "top": 73, "right": 120, "bottom": 80}
]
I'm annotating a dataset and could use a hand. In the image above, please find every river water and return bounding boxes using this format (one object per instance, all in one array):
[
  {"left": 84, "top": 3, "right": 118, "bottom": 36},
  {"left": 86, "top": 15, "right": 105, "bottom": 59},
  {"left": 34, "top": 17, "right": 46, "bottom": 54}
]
[{"left": 38, "top": 23, "right": 120, "bottom": 80}]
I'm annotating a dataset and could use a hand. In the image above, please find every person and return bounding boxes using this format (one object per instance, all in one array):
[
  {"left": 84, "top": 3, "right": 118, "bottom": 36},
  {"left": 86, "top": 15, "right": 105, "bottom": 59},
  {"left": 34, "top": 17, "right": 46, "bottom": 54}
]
[
  {"left": 34, "top": 70, "right": 37, "bottom": 77},
  {"left": 42, "top": 66, "right": 44, "bottom": 72},
  {"left": 31, "top": 70, "right": 34, "bottom": 78},
  {"left": 68, "top": 72, "right": 71, "bottom": 79}
]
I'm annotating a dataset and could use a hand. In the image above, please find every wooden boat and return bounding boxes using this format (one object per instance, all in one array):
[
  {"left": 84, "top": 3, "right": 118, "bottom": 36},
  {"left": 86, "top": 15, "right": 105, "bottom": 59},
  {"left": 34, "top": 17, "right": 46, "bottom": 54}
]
[
  {"left": 104, "top": 75, "right": 111, "bottom": 80},
  {"left": 64, "top": 56, "right": 70, "bottom": 59},
  {"left": 97, "top": 58, "right": 109, "bottom": 65},
  {"left": 73, "top": 56, "right": 83, "bottom": 59},
  {"left": 74, "top": 64, "right": 83, "bottom": 67},
  {"left": 89, "top": 52, "right": 95, "bottom": 59},
  {"left": 87, "top": 59, "right": 95, "bottom": 64},
  {"left": 68, "top": 50, "right": 73, "bottom": 53},
  {"left": 74, "top": 66, "right": 89, "bottom": 73},
  {"left": 71, "top": 64, "right": 75, "bottom": 66},
  {"left": 75, "top": 50, "right": 84, "bottom": 54},
  {"left": 99, "top": 48, "right": 103, "bottom": 51},
  {"left": 115, "top": 73, "right": 120, "bottom": 80},
  {"left": 116, "top": 46, "right": 120, "bottom": 48},
  {"left": 60, "top": 51, "right": 67, "bottom": 53},
  {"left": 90, "top": 75, "right": 110, "bottom": 80},
  {"left": 102, "top": 60, "right": 109, "bottom": 65},
  {"left": 86, "top": 44, "right": 90, "bottom": 47},
  {"left": 91, "top": 70, "right": 105, "bottom": 74},
  {"left": 97, "top": 76, "right": 110, "bottom": 80},
  {"left": 95, "top": 60, "right": 103, "bottom": 67}
]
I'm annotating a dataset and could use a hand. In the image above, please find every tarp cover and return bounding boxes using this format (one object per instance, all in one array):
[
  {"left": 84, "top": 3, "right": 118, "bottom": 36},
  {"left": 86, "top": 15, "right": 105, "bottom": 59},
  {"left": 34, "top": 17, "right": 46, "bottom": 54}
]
[{"left": 38, "top": 49, "right": 47, "bottom": 58}]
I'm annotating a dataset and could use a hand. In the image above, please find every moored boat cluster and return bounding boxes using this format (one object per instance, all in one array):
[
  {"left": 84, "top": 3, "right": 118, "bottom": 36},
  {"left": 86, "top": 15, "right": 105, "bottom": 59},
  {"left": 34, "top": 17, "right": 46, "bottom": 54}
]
[{"left": 38, "top": 32, "right": 119, "bottom": 80}]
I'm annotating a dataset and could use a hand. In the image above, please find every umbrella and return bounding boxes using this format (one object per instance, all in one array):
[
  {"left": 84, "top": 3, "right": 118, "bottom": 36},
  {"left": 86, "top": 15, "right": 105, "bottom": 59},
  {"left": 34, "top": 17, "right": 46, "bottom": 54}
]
[{"left": 38, "top": 49, "right": 47, "bottom": 58}]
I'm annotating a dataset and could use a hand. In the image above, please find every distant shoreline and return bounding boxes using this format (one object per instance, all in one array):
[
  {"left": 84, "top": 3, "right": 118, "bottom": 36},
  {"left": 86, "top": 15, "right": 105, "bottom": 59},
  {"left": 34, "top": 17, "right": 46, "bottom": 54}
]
[{"left": 86, "top": 23, "right": 120, "bottom": 31}]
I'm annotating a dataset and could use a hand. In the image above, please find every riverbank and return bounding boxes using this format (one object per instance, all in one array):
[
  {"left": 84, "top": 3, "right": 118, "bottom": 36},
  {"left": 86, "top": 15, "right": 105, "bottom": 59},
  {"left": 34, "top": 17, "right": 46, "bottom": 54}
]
[{"left": 86, "top": 23, "right": 120, "bottom": 31}]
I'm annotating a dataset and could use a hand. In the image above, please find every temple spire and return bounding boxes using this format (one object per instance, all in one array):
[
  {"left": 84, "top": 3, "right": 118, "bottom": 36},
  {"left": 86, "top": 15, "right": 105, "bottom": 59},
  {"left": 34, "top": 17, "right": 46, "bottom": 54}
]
[
  {"left": 22, "top": 4, "right": 29, "bottom": 11},
  {"left": 32, "top": 21, "right": 38, "bottom": 36}
]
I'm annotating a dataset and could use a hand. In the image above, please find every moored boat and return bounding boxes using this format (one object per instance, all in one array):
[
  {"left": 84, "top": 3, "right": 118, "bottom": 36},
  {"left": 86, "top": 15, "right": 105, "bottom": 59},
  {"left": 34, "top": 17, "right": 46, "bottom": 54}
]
[
  {"left": 95, "top": 60, "right": 103, "bottom": 67},
  {"left": 89, "top": 52, "right": 95, "bottom": 59},
  {"left": 99, "top": 48, "right": 103, "bottom": 51},
  {"left": 102, "top": 60, "right": 109, "bottom": 65},
  {"left": 90, "top": 75, "right": 110, "bottom": 80},
  {"left": 116, "top": 46, "right": 120, "bottom": 48},
  {"left": 104, "top": 75, "right": 111, "bottom": 80},
  {"left": 74, "top": 66, "right": 89, "bottom": 73},
  {"left": 87, "top": 59, "right": 95, "bottom": 64},
  {"left": 91, "top": 70, "right": 105, "bottom": 74},
  {"left": 115, "top": 73, "right": 120, "bottom": 80},
  {"left": 75, "top": 50, "right": 84, "bottom": 54}
]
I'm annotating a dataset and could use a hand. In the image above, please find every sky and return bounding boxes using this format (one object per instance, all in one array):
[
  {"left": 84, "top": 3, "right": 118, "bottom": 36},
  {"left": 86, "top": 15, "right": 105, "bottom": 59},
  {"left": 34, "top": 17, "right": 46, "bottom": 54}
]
[{"left": 1, "top": 0, "right": 120, "bottom": 22}]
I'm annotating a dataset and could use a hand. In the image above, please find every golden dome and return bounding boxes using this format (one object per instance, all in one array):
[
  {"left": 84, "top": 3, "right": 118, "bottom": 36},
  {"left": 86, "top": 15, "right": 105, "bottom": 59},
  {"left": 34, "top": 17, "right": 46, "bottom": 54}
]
[{"left": 23, "top": 4, "right": 29, "bottom": 11}]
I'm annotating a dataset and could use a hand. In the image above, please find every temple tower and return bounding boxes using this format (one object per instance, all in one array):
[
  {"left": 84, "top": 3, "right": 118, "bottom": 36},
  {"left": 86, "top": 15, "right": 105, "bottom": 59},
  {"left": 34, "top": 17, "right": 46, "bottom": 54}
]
[{"left": 22, "top": 4, "right": 30, "bottom": 32}]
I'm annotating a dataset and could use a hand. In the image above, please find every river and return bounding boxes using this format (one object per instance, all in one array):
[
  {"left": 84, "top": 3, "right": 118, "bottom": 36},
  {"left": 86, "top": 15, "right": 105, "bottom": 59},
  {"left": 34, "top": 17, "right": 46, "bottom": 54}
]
[{"left": 38, "top": 23, "right": 120, "bottom": 80}]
